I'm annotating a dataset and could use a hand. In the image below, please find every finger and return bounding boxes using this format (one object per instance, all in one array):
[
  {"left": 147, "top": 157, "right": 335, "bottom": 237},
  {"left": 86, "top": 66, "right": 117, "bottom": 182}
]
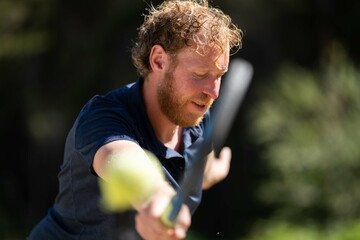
[
  {"left": 219, "top": 147, "right": 232, "bottom": 173},
  {"left": 219, "top": 146, "right": 232, "bottom": 162},
  {"left": 174, "top": 226, "right": 187, "bottom": 239},
  {"left": 136, "top": 212, "right": 175, "bottom": 240},
  {"left": 173, "top": 205, "right": 191, "bottom": 239}
]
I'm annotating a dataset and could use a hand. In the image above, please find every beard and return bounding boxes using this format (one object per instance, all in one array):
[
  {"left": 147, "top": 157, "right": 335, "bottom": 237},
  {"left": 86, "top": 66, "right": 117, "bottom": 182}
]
[{"left": 157, "top": 69, "right": 213, "bottom": 127}]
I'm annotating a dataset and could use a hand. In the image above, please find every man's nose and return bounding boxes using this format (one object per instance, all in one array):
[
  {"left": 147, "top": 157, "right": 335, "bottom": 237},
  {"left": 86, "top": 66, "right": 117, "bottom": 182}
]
[{"left": 203, "top": 77, "right": 221, "bottom": 100}]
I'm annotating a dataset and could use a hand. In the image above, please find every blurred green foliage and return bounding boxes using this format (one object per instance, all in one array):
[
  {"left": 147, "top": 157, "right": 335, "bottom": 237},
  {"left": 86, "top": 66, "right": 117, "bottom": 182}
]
[
  {"left": 0, "top": 0, "right": 51, "bottom": 58},
  {"left": 248, "top": 43, "right": 360, "bottom": 237},
  {"left": 240, "top": 219, "right": 360, "bottom": 240}
]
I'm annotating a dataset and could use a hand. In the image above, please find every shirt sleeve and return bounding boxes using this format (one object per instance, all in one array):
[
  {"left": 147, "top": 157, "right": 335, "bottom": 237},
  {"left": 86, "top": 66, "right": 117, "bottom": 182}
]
[{"left": 74, "top": 95, "right": 138, "bottom": 168}]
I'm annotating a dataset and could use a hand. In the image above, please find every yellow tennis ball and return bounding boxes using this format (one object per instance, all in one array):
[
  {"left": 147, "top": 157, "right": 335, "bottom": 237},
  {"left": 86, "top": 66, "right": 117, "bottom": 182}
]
[{"left": 99, "top": 150, "right": 164, "bottom": 212}]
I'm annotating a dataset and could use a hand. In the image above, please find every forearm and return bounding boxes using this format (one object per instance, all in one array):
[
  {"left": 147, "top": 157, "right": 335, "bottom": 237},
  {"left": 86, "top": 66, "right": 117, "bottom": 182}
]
[
  {"left": 93, "top": 140, "right": 167, "bottom": 209},
  {"left": 93, "top": 140, "right": 191, "bottom": 239},
  {"left": 93, "top": 140, "right": 146, "bottom": 181}
]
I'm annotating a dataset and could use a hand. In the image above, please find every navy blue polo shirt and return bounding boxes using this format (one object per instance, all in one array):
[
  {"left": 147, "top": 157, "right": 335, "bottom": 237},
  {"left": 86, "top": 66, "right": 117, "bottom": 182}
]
[{"left": 28, "top": 78, "right": 212, "bottom": 239}]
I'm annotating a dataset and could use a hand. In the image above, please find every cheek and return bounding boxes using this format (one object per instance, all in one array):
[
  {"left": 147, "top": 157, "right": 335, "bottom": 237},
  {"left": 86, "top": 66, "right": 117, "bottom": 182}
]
[
  {"left": 172, "top": 75, "right": 193, "bottom": 95},
  {"left": 171, "top": 70, "right": 203, "bottom": 98}
]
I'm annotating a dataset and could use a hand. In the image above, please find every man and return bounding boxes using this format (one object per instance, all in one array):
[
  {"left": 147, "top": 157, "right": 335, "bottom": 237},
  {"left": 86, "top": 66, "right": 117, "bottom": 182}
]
[{"left": 28, "top": 0, "right": 242, "bottom": 239}]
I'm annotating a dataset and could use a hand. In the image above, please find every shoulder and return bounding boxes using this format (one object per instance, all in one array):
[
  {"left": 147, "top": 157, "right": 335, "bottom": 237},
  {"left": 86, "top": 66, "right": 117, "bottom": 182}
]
[
  {"left": 78, "top": 81, "right": 139, "bottom": 123},
  {"left": 84, "top": 83, "right": 135, "bottom": 111},
  {"left": 73, "top": 81, "right": 142, "bottom": 148}
]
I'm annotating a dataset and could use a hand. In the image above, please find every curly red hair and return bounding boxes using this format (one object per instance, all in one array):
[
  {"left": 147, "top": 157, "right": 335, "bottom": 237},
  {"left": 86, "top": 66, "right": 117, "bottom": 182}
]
[{"left": 131, "top": 0, "right": 242, "bottom": 77}]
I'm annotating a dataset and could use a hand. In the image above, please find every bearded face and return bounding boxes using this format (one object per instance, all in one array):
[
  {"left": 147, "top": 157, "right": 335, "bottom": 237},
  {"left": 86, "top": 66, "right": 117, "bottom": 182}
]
[{"left": 157, "top": 68, "right": 214, "bottom": 127}]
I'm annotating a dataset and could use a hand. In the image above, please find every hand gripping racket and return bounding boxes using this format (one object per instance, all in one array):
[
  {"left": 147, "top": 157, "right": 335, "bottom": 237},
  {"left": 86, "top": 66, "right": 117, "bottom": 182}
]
[{"left": 161, "top": 58, "right": 254, "bottom": 226}]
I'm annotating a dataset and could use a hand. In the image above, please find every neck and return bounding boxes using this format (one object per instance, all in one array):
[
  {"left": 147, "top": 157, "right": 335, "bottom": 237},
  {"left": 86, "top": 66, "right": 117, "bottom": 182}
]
[{"left": 142, "top": 78, "right": 183, "bottom": 151}]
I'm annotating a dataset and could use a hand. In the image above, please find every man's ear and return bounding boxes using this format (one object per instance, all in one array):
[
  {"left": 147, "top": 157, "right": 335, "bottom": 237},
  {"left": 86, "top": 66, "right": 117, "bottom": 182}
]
[{"left": 149, "top": 45, "right": 168, "bottom": 72}]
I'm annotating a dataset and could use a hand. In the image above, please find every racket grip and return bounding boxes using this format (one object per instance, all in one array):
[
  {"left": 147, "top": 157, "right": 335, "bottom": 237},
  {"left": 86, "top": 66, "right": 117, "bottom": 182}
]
[{"left": 160, "top": 193, "right": 183, "bottom": 227}]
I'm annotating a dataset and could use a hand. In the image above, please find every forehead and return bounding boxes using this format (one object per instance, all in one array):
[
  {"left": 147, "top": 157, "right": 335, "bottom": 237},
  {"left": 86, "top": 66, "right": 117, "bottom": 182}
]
[{"left": 174, "top": 46, "right": 230, "bottom": 73}]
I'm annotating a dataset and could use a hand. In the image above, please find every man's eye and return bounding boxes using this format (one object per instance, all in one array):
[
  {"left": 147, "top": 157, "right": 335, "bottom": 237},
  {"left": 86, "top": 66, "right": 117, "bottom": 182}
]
[{"left": 193, "top": 73, "right": 207, "bottom": 79}]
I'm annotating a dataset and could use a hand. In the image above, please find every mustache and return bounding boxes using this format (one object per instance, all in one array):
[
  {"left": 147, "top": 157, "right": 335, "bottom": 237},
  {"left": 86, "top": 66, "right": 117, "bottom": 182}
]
[{"left": 192, "top": 94, "right": 214, "bottom": 107}]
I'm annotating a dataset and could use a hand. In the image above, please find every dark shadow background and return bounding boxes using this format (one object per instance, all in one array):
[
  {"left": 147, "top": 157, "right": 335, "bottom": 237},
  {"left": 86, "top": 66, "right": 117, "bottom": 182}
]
[{"left": 1, "top": 0, "right": 359, "bottom": 239}]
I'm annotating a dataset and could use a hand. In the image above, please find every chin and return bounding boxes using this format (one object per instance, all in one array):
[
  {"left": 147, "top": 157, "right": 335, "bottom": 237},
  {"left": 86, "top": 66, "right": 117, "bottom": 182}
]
[{"left": 180, "top": 116, "right": 204, "bottom": 127}]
